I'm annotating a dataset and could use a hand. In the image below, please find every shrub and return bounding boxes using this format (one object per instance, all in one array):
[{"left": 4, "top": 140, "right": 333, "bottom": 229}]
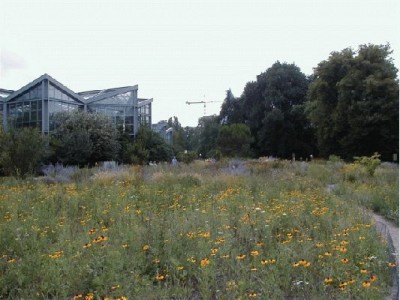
[
  {"left": 177, "top": 151, "right": 197, "bottom": 164},
  {"left": 354, "top": 152, "right": 381, "bottom": 176},
  {"left": 50, "top": 111, "right": 120, "bottom": 166},
  {"left": 0, "top": 127, "right": 47, "bottom": 178}
]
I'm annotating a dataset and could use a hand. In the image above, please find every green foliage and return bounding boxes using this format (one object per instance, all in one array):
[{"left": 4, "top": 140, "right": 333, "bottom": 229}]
[
  {"left": 197, "top": 115, "right": 220, "bottom": 158},
  {"left": 219, "top": 89, "right": 244, "bottom": 125},
  {"left": 122, "top": 126, "right": 173, "bottom": 164},
  {"left": 354, "top": 152, "right": 381, "bottom": 176},
  {"left": 50, "top": 111, "right": 120, "bottom": 165},
  {"left": 177, "top": 151, "right": 197, "bottom": 164},
  {"left": 167, "top": 116, "right": 186, "bottom": 153},
  {"left": 0, "top": 127, "right": 47, "bottom": 178},
  {"left": 238, "top": 62, "right": 314, "bottom": 158},
  {"left": 216, "top": 123, "right": 253, "bottom": 157},
  {"left": 307, "top": 44, "right": 399, "bottom": 160},
  {"left": 328, "top": 155, "right": 343, "bottom": 163}
]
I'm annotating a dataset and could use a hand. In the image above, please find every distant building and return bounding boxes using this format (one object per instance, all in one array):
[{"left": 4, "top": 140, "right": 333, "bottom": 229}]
[
  {"left": 0, "top": 74, "right": 152, "bottom": 136},
  {"left": 152, "top": 120, "right": 173, "bottom": 144}
]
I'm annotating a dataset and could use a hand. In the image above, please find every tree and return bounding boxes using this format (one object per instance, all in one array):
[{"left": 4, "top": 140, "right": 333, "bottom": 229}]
[
  {"left": 219, "top": 89, "right": 244, "bottom": 125},
  {"left": 241, "top": 61, "right": 312, "bottom": 158},
  {"left": 50, "top": 111, "right": 120, "bottom": 165},
  {"left": 0, "top": 127, "right": 47, "bottom": 178},
  {"left": 216, "top": 124, "right": 253, "bottom": 157},
  {"left": 130, "top": 126, "right": 173, "bottom": 164},
  {"left": 197, "top": 115, "right": 220, "bottom": 158},
  {"left": 167, "top": 116, "right": 186, "bottom": 154},
  {"left": 307, "top": 44, "right": 399, "bottom": 160}
]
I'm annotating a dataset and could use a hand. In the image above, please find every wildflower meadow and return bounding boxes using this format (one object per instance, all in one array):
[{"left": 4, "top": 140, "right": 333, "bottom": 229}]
[{"left": 0, "top": 159, "right": 398, "bottom": 299}]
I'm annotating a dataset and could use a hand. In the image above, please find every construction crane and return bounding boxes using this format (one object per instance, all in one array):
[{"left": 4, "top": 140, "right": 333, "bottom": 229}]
[{"left": 186, "top": 100, "right": 223, "bottom": 115}]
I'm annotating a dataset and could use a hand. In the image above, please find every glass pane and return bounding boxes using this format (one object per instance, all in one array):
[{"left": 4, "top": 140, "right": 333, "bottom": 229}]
[
  {"left": 48, "top": 85, "right": 55, "bottom": 98},
  {"left": 54, "top": 88, "right": 62, "bottom": 100}
]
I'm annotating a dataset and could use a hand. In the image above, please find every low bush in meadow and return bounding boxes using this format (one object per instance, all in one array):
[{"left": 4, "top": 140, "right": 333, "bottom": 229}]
[{"left": 0, "top": 160, "right": 397, "bottom": 299}]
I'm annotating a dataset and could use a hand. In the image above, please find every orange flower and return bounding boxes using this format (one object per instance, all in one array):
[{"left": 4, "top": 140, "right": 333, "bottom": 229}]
[
  {"left": 200, "top": 258, "right": 210, "bottom": 267},
  {"left": 362, "top": 281, "right": 371, "bottom": 288}
]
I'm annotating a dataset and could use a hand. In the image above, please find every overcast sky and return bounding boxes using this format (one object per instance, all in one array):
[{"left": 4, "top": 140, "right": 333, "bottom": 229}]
[{"left": 1, "top": 0, "right": 398, "bottom": 127}]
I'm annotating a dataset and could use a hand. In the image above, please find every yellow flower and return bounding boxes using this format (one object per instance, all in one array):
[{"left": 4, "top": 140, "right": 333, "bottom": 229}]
[
  {"left": 248, "top": 292, "right": 257, "bottom": 298},
  {"left": 324, "top": 252, "right": 332, "bottom": 257},
  {"left": 210, "top": 248, "right": 219, "bottom": 256},
  {"left": 155, "top": 274, "right": 166, "bottom": 281},
  {"left": 221, "top": 254, "right": 230, "bottom": 259},
  {"left": 142, "top": 245, "right": 150, "bottom": 251},
  {"left": 292, "top": 262, "right": 300, "bottom": 267},
  {"left": 85, "top": 293, "right": 94, "bottom": 300},
  {"left": 48, "top": 250, "right": 63, "bottom": 259},
  {"left": 388, "top": 262, "right": 396, "bottom": 267},
  {"left": 250, "top": 250, "right": 260, "bottom": 257},
  {"left": 347, "top": 278, "right": 356, "bottom": 284},
  {"left": 83, "top": 243, "right": 92, "bottom": 249},
  {"left": 176, "top": 266, "right": 184, "bottom": 271},
  {"left": 187, "top": 257, "right": 196, "bottom": 263},
  {"left": 324, "top": 277, "right": 333, "bottom": 284},
  {"left": 360, "top": 268, "right": 368, "bottom": 274},
  {"left": 339, "top": 281, "right": 347, "bottom": 289},
  {"left": 250, "top": 267, "right": 258, "bottom": 272},
  {"left": 340, "top": 258, "right": 349, "bottom": 264},
  {"left": 339, "top": 247, "right": 347, "bottom": 253},
  {"left": 200, "top": 258, "right": 210, "bottom": 267},
  {"left": 370, "top": 275, "right": 377, "bottom": 282},
  {"left": 362, "top": 281, "right": 371, "bottom": 287},
  {"left": 236, "top": 254, "right": 246, "bottom": 260}
]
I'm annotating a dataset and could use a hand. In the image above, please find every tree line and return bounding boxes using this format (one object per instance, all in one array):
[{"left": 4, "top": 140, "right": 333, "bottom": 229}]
[
  {"left": 0, "top": 43, "right": 398, "bottom": 178},
  {"left": 171, "top": 43, "right": 398, "bottom": 161}
]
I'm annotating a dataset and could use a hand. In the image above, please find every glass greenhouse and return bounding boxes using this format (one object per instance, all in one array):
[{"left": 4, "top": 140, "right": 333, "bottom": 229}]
[{"left": 0, "top": 74, "right": 152, "bottom": 136}]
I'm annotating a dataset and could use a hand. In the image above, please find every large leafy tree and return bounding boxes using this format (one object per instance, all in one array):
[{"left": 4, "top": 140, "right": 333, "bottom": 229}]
[
  {"left": 307, "top": 44, "right": 399, "bottom": 160},
  {"left": 51, "top": 111, "right": 120, "bottom": 165},
  {"left": 240, "top": 62, "right": 312, "bottom": 158}
]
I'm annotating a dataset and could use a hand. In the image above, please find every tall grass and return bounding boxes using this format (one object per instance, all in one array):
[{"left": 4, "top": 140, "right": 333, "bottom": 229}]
[{"left": 0, "top": 161, "right": 397, "bottom": 299}]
